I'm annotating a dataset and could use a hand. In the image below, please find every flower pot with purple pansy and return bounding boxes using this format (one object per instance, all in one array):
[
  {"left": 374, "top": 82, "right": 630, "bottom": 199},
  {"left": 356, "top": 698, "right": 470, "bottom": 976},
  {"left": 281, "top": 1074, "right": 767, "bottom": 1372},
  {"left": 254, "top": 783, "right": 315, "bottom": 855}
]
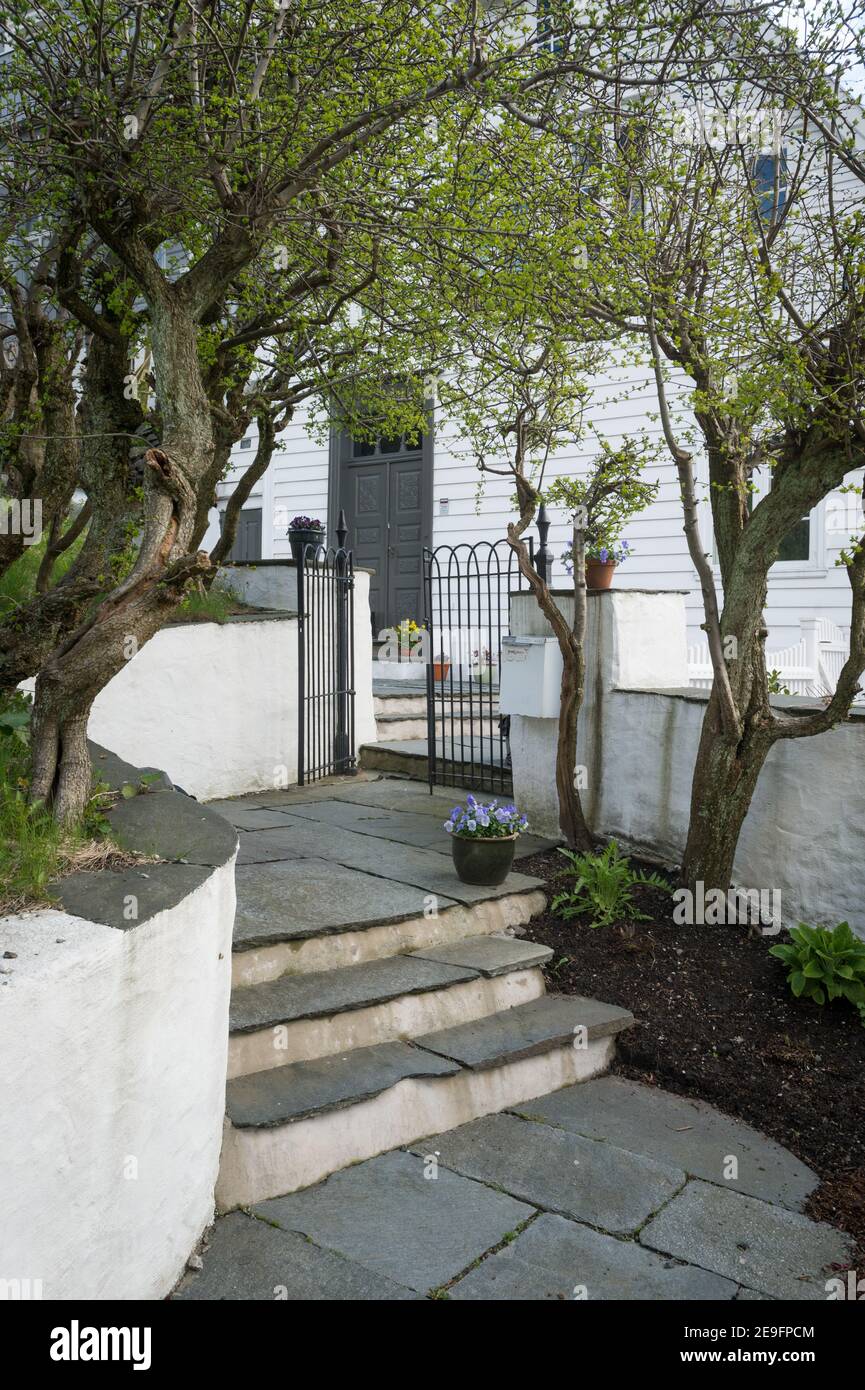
[
  {"left": 563, "top": 538, "right": 633, "bottom": 591},
  {"left": 288, "top": 515, "right": 325, "bottom": 565},
  {"left": 443, "top": 794, "right": 529, "bottom": 886}
]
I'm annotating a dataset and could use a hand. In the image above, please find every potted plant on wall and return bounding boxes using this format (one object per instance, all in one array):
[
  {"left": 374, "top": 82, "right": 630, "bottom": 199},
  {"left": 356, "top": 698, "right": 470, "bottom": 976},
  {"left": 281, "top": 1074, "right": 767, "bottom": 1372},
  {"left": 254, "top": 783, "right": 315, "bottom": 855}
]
[
  {"left": 433, "top": 650, "right": 451, "bottom": 682},
  {"left": 287, "top": 515, "right": 325, "bottom": 565},
  {"left": 444, "top": 795, "right": 529, "bottom": 885},
  {"left": 582, "top": 538, "right": 632, "bottom": 590}
]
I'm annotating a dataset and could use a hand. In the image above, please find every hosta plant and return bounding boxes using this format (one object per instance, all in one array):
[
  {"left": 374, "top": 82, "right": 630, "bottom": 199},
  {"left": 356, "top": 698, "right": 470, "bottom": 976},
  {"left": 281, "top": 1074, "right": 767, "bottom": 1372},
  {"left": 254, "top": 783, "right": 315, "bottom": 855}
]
[
  {"left": 769, "top": 922, "right": 865, "bottom": 1022},
  {"left": 552, "top": 839, "right": 669, "bottom": 929}
]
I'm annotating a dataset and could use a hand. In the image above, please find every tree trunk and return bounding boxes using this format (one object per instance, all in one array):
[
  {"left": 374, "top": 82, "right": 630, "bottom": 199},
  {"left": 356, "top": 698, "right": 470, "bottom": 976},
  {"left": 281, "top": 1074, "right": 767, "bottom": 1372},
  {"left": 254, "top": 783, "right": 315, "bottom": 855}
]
[
  {"left": 28, "top": 518, "right": 206, "bottom": 824},
  {"left": 680, "top": 687, "right": 774, "bottom": 895},
  {"left": 28, "top": 302, "right": 213, "bottom": 825},
  {"left": 506, "top": 522, "right": 593, "bottom": 851},
  {"left": 1, "top": 331, "right": 141, "bottom": 694},
  {"left": 556, "top": 641, "right": 593, "bottom": 850}
]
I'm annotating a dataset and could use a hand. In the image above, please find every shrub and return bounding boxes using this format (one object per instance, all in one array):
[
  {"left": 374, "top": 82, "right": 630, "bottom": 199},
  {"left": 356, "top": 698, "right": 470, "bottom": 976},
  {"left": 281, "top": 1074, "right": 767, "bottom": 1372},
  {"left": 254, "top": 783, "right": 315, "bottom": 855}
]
[
  {"left": 769, "top": 922, "right": 865, "bottom": 1024},
  {"left": 552, "top": 839, "right": 669, "bottom": 929}
]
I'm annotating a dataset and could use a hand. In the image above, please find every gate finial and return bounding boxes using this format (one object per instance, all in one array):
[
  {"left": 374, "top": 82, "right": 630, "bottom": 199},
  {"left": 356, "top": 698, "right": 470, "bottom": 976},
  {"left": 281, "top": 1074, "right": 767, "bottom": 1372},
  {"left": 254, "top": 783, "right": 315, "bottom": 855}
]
[{"left": 336, "top": 508, "right": 348, "bottom": 552}]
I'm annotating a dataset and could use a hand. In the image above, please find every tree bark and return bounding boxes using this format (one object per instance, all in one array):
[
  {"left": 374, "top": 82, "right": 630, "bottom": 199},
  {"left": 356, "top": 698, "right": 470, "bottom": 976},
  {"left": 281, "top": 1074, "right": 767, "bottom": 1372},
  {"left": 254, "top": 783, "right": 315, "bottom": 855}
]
[
  {"left": 555, "top": 639, "right": 593, "bottom": 849},
  {"left": 506, "top": 520, "right": 593, "bottom": 850},
  {"left": 680, "top": 685, "right": 774, "bottom": 893},
  {"left": 28, "top": 301, "right": 212, "bottom": 824}
]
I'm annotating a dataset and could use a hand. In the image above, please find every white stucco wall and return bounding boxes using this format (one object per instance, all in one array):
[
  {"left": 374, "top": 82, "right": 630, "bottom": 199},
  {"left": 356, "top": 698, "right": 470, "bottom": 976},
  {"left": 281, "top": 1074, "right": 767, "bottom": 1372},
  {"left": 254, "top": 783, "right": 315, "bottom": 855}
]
[
  {"left": 89, "top": 616, "right": 299, "bottom": 799},
  {"left": 88, "top": 575, "right": 375, "bottom": 799},
  {"left": 0, "top": 859, "right": 235, "bottom": 1300},
  {"left": 509, "top": 589, "right": 865, "bottom": 933}
]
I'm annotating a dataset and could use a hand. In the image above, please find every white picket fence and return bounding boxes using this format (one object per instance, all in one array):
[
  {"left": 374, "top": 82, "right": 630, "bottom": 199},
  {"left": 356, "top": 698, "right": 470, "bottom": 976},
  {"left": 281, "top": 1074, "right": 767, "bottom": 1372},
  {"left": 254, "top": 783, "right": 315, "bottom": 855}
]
[{"left": 687, "top": 617, "right": 863, "bottom": 701}]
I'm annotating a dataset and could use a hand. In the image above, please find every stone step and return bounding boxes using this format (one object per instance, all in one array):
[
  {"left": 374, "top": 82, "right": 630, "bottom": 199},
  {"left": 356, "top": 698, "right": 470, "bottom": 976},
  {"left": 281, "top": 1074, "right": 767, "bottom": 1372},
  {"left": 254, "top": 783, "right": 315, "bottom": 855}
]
[
  {"left": 230, "top": 884, "right": 547, "bottom": 995},
  {"left": 360, "top": 739, "right": 512, "bottom": 793},
  {"left": 216, "top": 994, "right": 634, "bottom": 1209},
  {"left": 373, "top": 693, "right": 427, "bottom": 717},
  {"left": 375, "top": 714, "right": 438, "bottom": 742},
  {"left": 412, "top": 993, "right": 634, "bottom": 1069},
  {"left": 228, "top": 937, "right": 552, "bottom": 1078}
]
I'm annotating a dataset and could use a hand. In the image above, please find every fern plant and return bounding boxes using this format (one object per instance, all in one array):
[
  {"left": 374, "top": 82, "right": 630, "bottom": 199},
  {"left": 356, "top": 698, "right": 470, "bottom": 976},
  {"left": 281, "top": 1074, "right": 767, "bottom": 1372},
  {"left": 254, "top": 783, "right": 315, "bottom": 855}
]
[
  {"left": 551, "top": 839, "right": 669, "bottom": 929},
  {"left": 770, "top": 922, "right": 865, "bottom": 1023}
]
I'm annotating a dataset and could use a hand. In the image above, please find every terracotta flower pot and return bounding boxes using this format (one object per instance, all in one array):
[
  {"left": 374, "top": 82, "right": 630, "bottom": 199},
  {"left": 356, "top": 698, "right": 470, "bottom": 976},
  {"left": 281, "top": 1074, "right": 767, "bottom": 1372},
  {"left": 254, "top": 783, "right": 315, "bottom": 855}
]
[
  {"left": 585, "top": 559, "right": 616, "bottom": 590},
  {"left": 451, "top": 833, "right": 517, "bottom": 886},
  {"left": 433, "top": 661, "right": 451, "bottom": 682}
]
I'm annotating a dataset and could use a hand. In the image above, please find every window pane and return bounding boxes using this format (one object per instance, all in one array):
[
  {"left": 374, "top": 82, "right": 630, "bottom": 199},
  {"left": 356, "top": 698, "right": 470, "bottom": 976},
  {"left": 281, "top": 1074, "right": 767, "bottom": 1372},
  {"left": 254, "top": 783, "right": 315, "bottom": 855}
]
[
  {"left": 777, "top": 516, "right": 810, "bottom": 563},
  {"left": 753, "top": 152, "right": 787, "bottom": 224}
]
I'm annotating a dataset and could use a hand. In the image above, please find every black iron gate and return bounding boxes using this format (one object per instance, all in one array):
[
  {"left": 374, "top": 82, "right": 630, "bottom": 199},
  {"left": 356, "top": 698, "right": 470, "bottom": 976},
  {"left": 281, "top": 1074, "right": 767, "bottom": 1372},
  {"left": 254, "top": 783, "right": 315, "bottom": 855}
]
[
  {"left": 297, "top": 525, "right": 356, "bottom": 785},
  {"left": 423, "top": 538, "right": 534, "bottom": 794}
]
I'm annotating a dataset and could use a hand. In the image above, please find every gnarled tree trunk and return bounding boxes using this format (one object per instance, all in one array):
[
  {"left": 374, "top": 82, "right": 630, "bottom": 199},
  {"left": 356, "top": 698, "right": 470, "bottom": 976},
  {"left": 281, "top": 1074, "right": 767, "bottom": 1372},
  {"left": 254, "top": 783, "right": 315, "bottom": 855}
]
[{"left": 28, "top": 302, "right": 213, "bottom": 824}]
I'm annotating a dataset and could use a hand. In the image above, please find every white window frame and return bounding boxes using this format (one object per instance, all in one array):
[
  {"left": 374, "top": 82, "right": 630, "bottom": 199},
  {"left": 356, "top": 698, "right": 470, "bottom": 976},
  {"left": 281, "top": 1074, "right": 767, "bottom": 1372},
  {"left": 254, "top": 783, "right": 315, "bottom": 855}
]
[{"left": 699, "top": 462, "right": 826, "bottom": 584}]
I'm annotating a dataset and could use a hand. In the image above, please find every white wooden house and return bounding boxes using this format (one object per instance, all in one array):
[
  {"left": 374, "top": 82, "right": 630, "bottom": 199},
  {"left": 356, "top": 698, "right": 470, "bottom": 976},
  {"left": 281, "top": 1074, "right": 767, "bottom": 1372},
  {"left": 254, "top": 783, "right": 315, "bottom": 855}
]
[
  {"left": 204, "top": 75, "right": 865, "bottom": 698},
  {"left": 204, "top": 361, "right": 863, "bottom": 696}
]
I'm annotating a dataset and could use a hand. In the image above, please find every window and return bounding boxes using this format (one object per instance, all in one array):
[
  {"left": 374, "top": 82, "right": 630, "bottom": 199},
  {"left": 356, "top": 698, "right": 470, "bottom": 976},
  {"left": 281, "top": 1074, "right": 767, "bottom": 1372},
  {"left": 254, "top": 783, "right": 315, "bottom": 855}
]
[
  {"left": 742, "top": 468, "right": 815, "bottom": 568},
  {"left": 536, "top": 1, "right": 566, "bottom": 53},
  {"left": 351, "top": 431, "right": 423, "bottom": 459},
  {"left": 220, "top": 506, "right": 262, "bottom": 562},
  {"left": 239, "top": 437, "right": 252, "bottom": 450},
  {"left": 752, "top": 152, "right": 787, "bottom": 225},
  {"left": 709, "top": 467, "right": 818, "bottom": 574}
]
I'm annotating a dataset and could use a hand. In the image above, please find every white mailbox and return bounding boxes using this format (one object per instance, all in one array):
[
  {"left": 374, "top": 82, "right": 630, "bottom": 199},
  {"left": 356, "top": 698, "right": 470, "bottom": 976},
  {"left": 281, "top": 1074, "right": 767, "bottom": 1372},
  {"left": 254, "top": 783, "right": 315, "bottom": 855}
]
[{"left": 499, "top": 635, "right": 563, "bottom": 718}]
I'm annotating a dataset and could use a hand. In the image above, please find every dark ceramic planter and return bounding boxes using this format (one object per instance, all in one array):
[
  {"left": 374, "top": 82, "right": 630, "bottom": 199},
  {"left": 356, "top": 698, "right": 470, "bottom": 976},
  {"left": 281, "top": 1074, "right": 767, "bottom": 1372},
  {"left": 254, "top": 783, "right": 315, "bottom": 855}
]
[
  {"left": 289, "top": 527, "right": 325, "bottom": 565},
  {"left": 585, "top": 559, "right": 616, "bottom": 590},
  {"left": 451, "top": 832, "right": 517, "bottom": 886}
]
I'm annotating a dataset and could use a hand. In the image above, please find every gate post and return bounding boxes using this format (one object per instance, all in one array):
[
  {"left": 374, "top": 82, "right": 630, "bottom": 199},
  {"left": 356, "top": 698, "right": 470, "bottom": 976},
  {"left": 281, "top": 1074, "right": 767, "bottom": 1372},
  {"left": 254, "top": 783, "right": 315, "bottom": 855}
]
[
  {"left": 297, "top": 543, "right": 307, "bottom": 785},
  {"left": 334, "top": 544, "right": 353, "bottom": 773}
]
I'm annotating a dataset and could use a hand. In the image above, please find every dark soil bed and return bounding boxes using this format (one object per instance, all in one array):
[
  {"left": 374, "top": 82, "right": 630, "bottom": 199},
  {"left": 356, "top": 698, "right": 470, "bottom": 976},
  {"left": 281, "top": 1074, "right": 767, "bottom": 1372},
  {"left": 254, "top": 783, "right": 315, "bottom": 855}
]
[{"left": 518, "top": 848, "right": 865, "bottom": 1260}]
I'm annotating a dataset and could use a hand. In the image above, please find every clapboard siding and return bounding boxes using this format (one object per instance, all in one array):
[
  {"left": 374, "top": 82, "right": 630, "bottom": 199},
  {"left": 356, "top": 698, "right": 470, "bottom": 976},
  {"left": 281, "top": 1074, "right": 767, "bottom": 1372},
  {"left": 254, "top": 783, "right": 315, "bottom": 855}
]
[{"left": 212, "top": 372, "right": 863, "bottom": 649}]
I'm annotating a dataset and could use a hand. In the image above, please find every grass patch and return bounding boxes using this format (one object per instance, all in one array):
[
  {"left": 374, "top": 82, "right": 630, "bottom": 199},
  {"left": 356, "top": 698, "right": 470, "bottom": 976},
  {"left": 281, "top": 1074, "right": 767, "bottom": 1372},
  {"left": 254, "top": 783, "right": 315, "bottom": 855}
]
[
  {"left": 176, "top": 580, "right": 241, "bottom": 624},
  {"left": 0, "top": 526, "right": 86, "bottom": 624},
  {"left": 0, "top": 692, "right": 150, "bottom": 915}
]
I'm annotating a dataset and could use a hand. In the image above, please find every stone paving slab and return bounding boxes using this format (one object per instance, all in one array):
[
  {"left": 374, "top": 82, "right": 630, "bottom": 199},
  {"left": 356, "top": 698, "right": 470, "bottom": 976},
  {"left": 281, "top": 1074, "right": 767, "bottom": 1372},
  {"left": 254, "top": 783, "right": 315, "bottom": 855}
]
[
  {"left": 235, "top": 828, "right": 311, "bottom": 865},
  {"left": 55, "top": 862, "right": 213, "bottom": 932},
  {"left": 275, "top": 802, "right": 450, "bottom": 850},
  {"left": 215, "top": 804, "right": 308, "bottom": 832},
  {"left": 306, "top": 779, "right": 486, "bottom": 816},
  {"left": 411, "top": 935, "right": 553, "bottom": 977},
  {"left": 233, "top": 859, "right": 458, "bottom": 948},
  {"left": 229, "top": 954, "right": 481, "bottom": 1033},
  {"left": 511, "top": 1076, "right": 818, "bottom": 1211},
  {"left": 639, "top": 1179, "right": 853, "bottom": 1300},
  {"left": 233, "top": 816, "right": 544, "bottom": 906},
  {"left": 408, "top": 1112, "right": 684, "bottom": 1235},
  {"left": 225, "top": 1040, "right": 460, "bottom": 1127},
  {"left": 413, "top": 994, "right": 634, "bottom": 1069},
  {"left": 448, "top": 1212, "right": 738, "bottom": 1301},
  {"left": 254, "top": 1149, "right": 533, "bottom": 1294},
  {"left": 107, "top": 787, "right": 238, "bottom": 866},
  {"left": 174, "top": 1211, "right": 418, "bottom": 1301},
  {"left": 274, "top": 798, "right": 557, "bottom": 857}
]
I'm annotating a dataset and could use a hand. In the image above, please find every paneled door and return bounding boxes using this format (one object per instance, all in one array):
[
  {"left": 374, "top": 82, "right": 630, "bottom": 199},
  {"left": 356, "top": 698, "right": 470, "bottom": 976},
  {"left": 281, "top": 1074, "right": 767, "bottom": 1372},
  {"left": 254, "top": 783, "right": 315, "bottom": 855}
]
[{"left": 338, "top": 430, "right": 432, "bottom": 636}]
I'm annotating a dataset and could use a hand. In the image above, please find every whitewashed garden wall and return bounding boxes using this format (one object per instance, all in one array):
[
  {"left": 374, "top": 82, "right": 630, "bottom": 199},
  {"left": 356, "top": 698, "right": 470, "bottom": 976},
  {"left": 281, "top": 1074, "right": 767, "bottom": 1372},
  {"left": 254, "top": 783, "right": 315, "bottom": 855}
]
[
  {"left": 88, "top": 569, "right": 375, "bottom": 799},
  {"left": 0, "top": 750, "right": 237, "bottom": 1300},
  {"left": 506, "top": 590, "right": 865, "bottom": 934}
]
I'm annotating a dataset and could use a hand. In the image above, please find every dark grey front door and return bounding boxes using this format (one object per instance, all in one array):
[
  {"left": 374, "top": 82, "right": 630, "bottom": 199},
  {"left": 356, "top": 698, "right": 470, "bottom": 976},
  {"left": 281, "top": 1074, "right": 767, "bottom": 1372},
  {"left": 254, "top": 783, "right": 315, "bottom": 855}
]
[{"left": 338, "top": 431, "right": 431, "bottom": 635}]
